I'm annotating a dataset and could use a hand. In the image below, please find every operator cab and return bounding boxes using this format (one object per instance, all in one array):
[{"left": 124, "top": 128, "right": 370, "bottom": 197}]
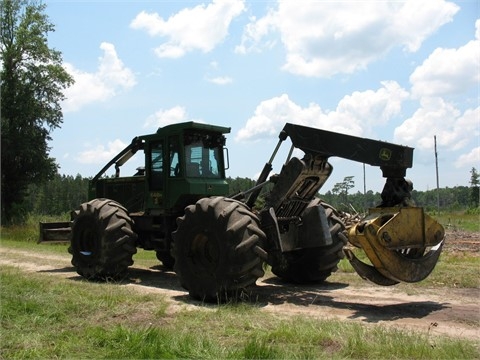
[
  {"left": 166, "top": 130, "right": 224, "bottom": 180},
  {"left": 88, "top": 122, "right": 230, "bottom": 215},
  {"left": 149, "top": 125, "right": 230, "bottom": 212}
]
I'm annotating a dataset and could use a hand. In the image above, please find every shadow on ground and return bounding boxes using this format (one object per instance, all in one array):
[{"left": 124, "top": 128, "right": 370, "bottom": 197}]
[{"left": 39, "top": 264, "right": 448, "bottom": 323}]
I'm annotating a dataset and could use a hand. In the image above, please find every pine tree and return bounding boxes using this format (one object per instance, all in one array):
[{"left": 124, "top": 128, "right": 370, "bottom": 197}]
[{"left": 1, "top": 0, "right": 73, "bottom": 223}]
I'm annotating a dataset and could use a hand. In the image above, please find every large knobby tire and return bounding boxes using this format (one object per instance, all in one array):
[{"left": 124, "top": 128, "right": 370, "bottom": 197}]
[
  {"left": 271, "top": 201, "right": 348, "bottom": 284},
  {"left": 173, "top": 197, "right": 266, "bottom": 302},
  {"left": 68, "top": 198, "right": 137, "bottom": 280}
]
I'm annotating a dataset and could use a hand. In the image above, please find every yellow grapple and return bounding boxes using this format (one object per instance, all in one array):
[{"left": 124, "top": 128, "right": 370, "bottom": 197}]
[{"left": 345, "top": 207, "right": 445, "bottom": 285}]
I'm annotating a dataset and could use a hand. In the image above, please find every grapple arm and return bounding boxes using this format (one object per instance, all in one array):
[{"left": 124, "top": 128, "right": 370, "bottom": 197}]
[
  {"left": 279, "top": 123, "right": 445, "bottom": 285},
  {"left": 345, "top": 206, "right": 444, "bottom": 285},
  {"left": 344, "top": 178, "right": 445, "bottom": 285},
  {"left": 249, "top": 123, "right": 444, "bottom": 285}
]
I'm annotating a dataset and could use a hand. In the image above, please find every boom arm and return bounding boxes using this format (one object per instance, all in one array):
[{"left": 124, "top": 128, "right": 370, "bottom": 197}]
[
  {"left": 91, "top": 137, "right": 144, "bottom": 183},
  {"left": 282, "top": 123, "right": 413, "bottom": 178}
]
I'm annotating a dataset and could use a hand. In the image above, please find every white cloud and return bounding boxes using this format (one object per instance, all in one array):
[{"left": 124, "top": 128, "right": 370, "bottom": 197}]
[
  {"left": 206, "top": 76, "right": 233, "bottom": 85},
  {"left": 143, "top": 106, "right": 203, "bottom": 128},
  {"left": 337, "top": 81, "right": 409, "bottom": 127},
  {"left": 390, "top": 1, "right": 461, "bottom": 52},
  {"left": 62, "top": 42, "right": 136, "bottom": 112},
  {"left": 236, "top": 94, "right": 299, "bottom": 142},
  {"left": 456, "top": 147, "right": 480, "bottom": 168},
  {"left": 394, "top": 98, "right": 479, "bottom": 153},
  {"left": 237, "top": 0, "right": 459, "bottom": 77},
  {"left": 130, "top": 0, "right": 245, "bottom": 58},
  {"left": 205, "top": 61, "right": 233, "bottom": 85},
  {"left": 76, "top": 139, "right": 127, "bottom": 164},
  {"left": 236, "top": 81, "right": 408, "bottom": 142},
  {"left": 410, "top": 19, "right": 480, "bottom": 98},
  {"left": 235, "top": 11, "right": 277, "bottom": 54}
]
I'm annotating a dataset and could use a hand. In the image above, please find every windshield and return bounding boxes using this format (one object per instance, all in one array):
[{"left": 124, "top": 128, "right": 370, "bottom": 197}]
[{"left": 184, "top": 132, "right": 224, "bottom": 178}]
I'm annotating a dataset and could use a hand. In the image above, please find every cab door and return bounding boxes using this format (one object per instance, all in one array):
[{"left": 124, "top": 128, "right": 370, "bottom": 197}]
[{"left": 146, "top": 140, "right": 165, "bottom": 209}]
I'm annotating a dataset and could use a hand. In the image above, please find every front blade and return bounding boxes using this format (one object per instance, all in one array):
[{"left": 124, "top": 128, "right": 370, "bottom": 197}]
[{"left": 38, "top": 222, "right": 71, "bottom": 243}]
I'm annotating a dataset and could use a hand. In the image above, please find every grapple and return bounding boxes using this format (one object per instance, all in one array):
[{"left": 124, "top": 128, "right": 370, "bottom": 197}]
[{"left": 345, "top": 206, "right": 444, "bottom": 285}]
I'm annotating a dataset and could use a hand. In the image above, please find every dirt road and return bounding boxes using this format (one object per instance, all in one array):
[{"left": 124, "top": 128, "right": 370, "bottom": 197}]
[{"left": 1, "top": 239, "right": 479, "bottom": 342}]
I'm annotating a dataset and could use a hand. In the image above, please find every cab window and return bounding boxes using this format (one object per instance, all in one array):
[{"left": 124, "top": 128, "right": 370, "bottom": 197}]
[
  {"left": 150, "top": 141, "right": 163, "bottom": 190},
  {"left": 184, "top": 133, "right": 223, "bottom": 178},
  {"left": 169, "top": 136, "right": 181, "bottom": 177}
]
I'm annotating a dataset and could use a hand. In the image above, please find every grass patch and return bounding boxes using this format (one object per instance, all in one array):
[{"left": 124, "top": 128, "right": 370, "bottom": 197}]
[
  {"left": 1, "top": 265, "right": 478, "bottom": 359},
  {"left": 0, "top": 237, "right": 70, "bottom": 257},
  {"left": 433, "top": 211, "right": 480, "bottom": 232},
  {"left": 420, "top": 251, "right": 480, "bottom": 288},
  {"left": 1, "top": 212, "right": 479, "bottom": 358},
  {"left": 1, "top": 214, "right": 68, "bottom": 243},
  {"left": 334, "top": 248, "right": 480, "bottom": 289},
  {"left": 0, "top": 265, "right": 168, "bottom": 359}
]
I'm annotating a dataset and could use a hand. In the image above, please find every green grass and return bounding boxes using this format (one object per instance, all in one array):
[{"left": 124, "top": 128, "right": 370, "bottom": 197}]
[
  {"left": 424, "top": 251, "right": 480, "bottom": 288},
  {"left": 334, "top": 249, "right": 480, "bottom": 289},
  {"left": 1, "top": 213, "right": 69, "bottom": 242},
  {"left": 432, "top": 210, "right": 480, "bottom": 232},
  {"left": 1, "top": 265, "right": 478, "bottom": 359},
  {"left": 1, "top": 212, "right": 479, "bottom": 358}
]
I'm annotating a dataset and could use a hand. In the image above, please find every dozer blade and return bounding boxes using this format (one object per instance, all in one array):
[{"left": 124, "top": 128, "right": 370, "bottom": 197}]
[
  {"left": 347, "top": 207, "right": 444, "bottom": 284},
  {"left": 38, "top": 222, "right": 71, "bottom": 243}
]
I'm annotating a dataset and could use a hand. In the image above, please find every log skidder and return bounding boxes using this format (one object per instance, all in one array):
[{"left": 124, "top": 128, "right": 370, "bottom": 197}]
[{"left": 40, "top": 121, "right": 444, "bottom": 301}]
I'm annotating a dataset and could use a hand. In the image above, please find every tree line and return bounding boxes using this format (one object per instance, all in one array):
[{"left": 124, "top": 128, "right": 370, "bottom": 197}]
[
  {"left": 321, "top": 169, "right": 479, "bottom": 213},
  {"left": 20, "top": 172, "right": 479, "bottom": 219},
  {"left": 321, "top": 185, "right": 476, "bottom": 213}
]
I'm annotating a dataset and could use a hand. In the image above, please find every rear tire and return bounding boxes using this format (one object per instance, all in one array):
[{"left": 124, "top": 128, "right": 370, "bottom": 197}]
[
  {"left": 68, "top": 198, "right": 137, "bottom": 280},
  {"left": 173, "top": 197, "right": 265, "bottom": 302},
  {"left": 271, "top": 201, "right": 347, "bottom": 284}
]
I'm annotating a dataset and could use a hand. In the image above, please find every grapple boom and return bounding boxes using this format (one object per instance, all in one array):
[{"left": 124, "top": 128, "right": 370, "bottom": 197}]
[
  {"left": 257, "top": 123, "right": 445, "bottom": 286},
  {"left": 282, "top": 123, "right": 414, "bottom": 178}
]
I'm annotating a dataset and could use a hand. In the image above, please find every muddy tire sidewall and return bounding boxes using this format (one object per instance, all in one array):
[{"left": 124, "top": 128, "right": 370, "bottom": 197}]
[
  {"left": 68, "top": 198, "right": 137, "bottom": 280},
  {"left": 173, "top": 197, "right": 265, "bottom": 302}
]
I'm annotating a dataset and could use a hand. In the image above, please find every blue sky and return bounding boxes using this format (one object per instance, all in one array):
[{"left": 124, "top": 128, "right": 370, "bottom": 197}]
[{"left": 44, "top": 0, "right": 479, "bottom": 194}]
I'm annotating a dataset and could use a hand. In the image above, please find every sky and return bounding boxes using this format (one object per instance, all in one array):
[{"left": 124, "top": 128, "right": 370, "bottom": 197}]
[{"left": 43, "top": 0, "right": 479, "bottom": 194}]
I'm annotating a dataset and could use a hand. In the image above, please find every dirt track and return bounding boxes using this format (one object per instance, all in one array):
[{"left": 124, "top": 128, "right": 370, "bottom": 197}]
[{"left": 1, "top": 232, "right": 479, "bottom": 342}]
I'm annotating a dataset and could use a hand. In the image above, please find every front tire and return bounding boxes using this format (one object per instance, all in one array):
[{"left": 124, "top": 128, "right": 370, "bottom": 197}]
[
  {"left": 173, "top": 197, "right": 265, "bottom": 302},
  {"left": 68, "top": 198, "right": 137, "bottom": 280}
]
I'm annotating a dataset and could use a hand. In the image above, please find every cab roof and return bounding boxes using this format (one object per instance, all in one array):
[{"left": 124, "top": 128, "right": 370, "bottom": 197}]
[{"left": 156, "top": 121, "right": 231, "bottom": 135}]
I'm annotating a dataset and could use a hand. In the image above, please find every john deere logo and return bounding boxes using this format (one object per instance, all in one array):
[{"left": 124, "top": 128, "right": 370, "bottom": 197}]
[{"left": 379, "top": 148, "right": 392, "bottom": 161}]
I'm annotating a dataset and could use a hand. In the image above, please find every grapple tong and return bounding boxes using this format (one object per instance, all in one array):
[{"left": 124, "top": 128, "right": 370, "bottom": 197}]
[{"left": 345, "top": 179, "right": 444, "bottom": 285}]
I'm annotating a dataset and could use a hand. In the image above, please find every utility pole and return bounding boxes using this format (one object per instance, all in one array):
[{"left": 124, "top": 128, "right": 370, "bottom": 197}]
[
  {"left": 363, "top": 163, "right": 366, "bottom": 195},
  {"left": 434, "top": 135, "right": 440, "bottom": 211},
  {"left": 363, "top": 163, "right": 367, "bottom": 210}
]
